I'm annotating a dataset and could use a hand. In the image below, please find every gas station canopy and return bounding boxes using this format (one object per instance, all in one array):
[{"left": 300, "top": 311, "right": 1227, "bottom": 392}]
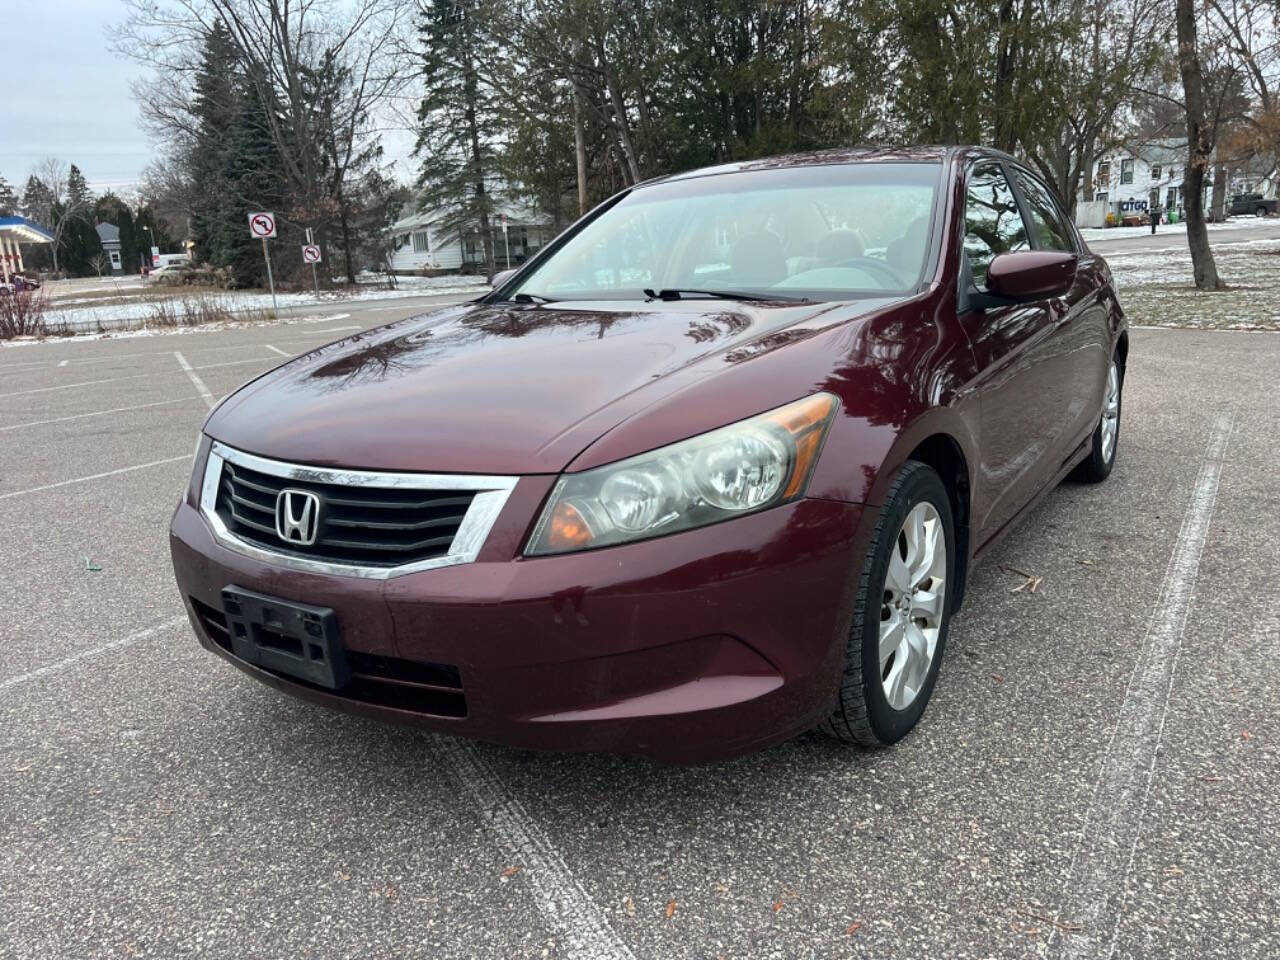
[
  {"left": 0, "top": 216, "right": 54, "bottom": 282},
  {"left": 0, "top": 216, "right": 55, "bottom": 244}
]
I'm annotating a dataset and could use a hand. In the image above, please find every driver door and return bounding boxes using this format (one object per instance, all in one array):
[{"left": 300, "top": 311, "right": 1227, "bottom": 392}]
[{"left": 956, "top": 161, "right": 1078, "bottom": 545}]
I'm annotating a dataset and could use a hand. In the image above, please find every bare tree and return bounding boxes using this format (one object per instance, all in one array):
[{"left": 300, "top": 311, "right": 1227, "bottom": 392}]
[
  {"left": 27, "top": 158, "right": 93, "bottom": 276},
  {"left": 117, "top": 0, "right": 407, "bottom": 276},
  {"left": 89, "top": 253, "right": 111, "bottom": 277},
  {"left": 1176, "top": 0, "right": 1225, "bottom": 289}
]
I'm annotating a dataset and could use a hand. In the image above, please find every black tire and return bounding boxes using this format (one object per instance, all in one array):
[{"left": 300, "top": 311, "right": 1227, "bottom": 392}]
[
  {"left": 1256, "top": 207, "right": 1267, "bottom": 218},
  {"left": 1072, "top": 352, "right": 1124, "bottom": 483},
  {"left": 821, "top": 461, "right": 955, "bottom": 746}
]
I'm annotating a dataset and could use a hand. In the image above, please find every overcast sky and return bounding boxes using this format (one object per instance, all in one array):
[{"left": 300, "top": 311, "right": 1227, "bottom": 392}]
[
  {"left": 0, "top": 1, "right": 156, "bottom": 196},
  {"left": 0, "top": 1, "right": 416, "bottom": 202}
]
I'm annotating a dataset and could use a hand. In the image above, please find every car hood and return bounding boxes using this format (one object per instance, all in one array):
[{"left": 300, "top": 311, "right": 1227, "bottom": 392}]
[{"left": 205, "top": 297, "right": 896, "bottom": 474}]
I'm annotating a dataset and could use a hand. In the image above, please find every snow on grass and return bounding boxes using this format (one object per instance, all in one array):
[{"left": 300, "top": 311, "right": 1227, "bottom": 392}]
[
  {"left": 39, "top": 274, "right": 489, "bottom": 332},
  {"left": 1079, "top": 217, "right": 1272, "bottom": 242},
  {"left": 1109, "top": 239, "right": 1280, "bottom": 331}
]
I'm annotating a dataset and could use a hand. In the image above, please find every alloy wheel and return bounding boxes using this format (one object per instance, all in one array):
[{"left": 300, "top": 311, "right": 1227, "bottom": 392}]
[
  {"left": 878, "top": 501, "right": 947, "bottom": 711},
  {"left": 1100, "top": 361, "right": 1120, "bottom": 462}
]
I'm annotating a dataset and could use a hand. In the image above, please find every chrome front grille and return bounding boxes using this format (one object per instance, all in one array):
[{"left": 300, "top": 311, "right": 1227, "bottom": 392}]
[{"left": 200, "top": 441, "right": 517, "bottom": 578}]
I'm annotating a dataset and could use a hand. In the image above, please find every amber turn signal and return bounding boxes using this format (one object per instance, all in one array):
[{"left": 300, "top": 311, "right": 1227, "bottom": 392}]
[
  {"left": 769, "top": 393, "right": 838, "bottom": 499},
  {"left": 546, "top": 500, "right": 595, "bottom": 551}
]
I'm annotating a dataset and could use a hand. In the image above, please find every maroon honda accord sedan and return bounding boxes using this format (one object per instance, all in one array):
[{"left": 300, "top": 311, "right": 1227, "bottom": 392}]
[{"left": 170, "top": 146, "right": 1125, "bottom": 763}]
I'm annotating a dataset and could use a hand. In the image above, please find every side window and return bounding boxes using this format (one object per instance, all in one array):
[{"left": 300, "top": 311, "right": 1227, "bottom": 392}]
[
  {"left": 1013, "top": 171, "right": 1074, "bottom": 252},
  {"left": 963, "top": 163, "right": 1028, "bottom": 289}
]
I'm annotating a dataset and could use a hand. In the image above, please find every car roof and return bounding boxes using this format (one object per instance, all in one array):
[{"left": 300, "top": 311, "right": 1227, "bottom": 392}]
[{"left": 643, "top": 145, "right": 1016, "bottom": 189}]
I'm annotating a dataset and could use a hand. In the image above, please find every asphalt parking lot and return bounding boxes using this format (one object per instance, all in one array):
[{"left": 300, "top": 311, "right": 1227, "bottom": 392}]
[{"left": 1, "top": 312, "right": 1277, "bottom": 959}]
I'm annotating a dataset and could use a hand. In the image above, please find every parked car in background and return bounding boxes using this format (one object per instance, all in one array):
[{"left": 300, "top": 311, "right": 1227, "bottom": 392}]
[
  {"left": 146, "top": 263, "right": 193, "bottom": 285},
  {"left": 0, "top": 271, "right": 40, "bottom": 294},
  {"left": 172, "top": 146, "right": 1127, "bottom": 763},
  {"left": 1228, "top": 193, "right": 1277, "bottom": 217}
]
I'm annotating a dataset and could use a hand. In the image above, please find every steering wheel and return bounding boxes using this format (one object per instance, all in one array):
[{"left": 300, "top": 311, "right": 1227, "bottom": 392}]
[{"left": 831, "top": 256, "right": 906, "bottom": 288}]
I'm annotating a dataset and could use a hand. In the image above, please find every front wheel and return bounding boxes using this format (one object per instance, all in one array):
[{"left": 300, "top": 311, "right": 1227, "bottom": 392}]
[
  {"left": 1072, "top": 355, "right": 1123, "bottom": 483},
  {"left": 1256, "top": 207, "right": 1268, "bottom": 218},
  {"left": 821, "top": 461, "right": 955, "bottom": 746}
]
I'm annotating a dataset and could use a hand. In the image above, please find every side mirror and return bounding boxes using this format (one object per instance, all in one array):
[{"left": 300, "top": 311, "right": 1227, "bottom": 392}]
[
  {"left": 491, "top": 267, "right": 518, "bottom": 288},
  {"left": 984, "top": 250, "right": 1077, "bottom": 303}
]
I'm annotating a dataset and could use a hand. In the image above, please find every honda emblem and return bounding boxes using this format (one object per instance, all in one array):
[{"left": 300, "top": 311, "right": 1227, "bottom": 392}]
[{"left": 275, "top": 489, "right": 321, "bottom": 546}]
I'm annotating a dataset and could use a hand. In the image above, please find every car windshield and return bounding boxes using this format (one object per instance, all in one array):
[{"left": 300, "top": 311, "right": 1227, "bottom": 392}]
[{"left": 510, "top": 162, "right": 941, "bottom": 302}]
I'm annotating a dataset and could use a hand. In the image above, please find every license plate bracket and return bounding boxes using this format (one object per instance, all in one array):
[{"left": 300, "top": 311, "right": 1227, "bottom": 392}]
[{"left": 221, "top": 586, "right": 349, "bottom": 689}]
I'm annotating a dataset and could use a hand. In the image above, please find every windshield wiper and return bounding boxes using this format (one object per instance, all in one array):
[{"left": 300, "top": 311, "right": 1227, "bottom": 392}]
[
  {"left": 510, "top": 292, "right": 557, "bottom": 304},
  {"left": 643, "top": 287, "right": 810, "bottom": 303}
]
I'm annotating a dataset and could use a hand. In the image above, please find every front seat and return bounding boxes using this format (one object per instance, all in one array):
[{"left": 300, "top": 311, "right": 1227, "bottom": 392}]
[
  {"left": 816, "top": 229, "right": 865, "bottom": 264},
  {"left": 886, "top": 216, "right": 929, "bottom": 278},
  {"left": 730, "top": 232, "right": 787, "bottom": 287}
]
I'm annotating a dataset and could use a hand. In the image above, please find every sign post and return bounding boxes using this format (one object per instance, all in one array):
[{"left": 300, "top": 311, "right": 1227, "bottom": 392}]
[
  {"left": 501, "top": 213, "right": 510, "bottom": 270},
  {"left": 248, "top": 212, "right": 279, "bottom": 313},
  {"left": 303, "top": 228, "right": 321, "bottom": 297}
]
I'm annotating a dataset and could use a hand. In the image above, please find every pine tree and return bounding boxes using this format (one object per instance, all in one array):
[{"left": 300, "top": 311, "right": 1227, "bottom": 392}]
[
  {"left": 21, "top": 176, "right": 52, "bottom": 224},
  {"left": 190, "top": 20, "right": 241, "bottom": 272},
  {"left": 0, "top": 176, "right": 17, "bottom": 216},
  {"left": 223, "top": 75, "right": 289, "bottom": 286},
  {"left": 120, "top": 207, "right": 140, "bottom": 274},
  {"left": 415, "top": 0, "right": 501, "bottom": 280},
  {"left": 66, "top": 164, "right": 93, "bottom": 213}
]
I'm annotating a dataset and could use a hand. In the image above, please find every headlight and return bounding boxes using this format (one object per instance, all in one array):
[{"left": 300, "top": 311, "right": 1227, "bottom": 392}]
[{"left": 525, "top": 393, "right": 837, "bottom": 555}]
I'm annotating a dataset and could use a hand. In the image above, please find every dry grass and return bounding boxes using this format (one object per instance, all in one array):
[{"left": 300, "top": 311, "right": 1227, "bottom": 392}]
[
  {"left": 1111, "top": 240, "right": 1280, "bottom": 331},
  {"left": 0, "top": 290, "right": 49, "bottom": 339}
]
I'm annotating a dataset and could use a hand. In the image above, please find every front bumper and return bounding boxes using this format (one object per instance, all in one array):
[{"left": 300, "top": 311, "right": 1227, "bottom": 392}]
[{"left": 170, "top": 493, "right": 866, "bottom": 764}]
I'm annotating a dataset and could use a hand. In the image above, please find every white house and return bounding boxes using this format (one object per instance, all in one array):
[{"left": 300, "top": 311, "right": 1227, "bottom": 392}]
[
  {"left": 1075, "top": 139, "right": 1199, "bottom": 226},
  {"left": 1075, "top": 137, "right": 1277, "bottom": 227},
  {"left": 94, "top": 221, "right": 124, "bottom": 274},
  {"left": 388, "top": 202, "right": 555, "bottom": 275}
]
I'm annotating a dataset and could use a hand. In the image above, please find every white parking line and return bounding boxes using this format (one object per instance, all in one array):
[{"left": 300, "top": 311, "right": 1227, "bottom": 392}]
[
  {"left": 279, "top": 324, "right": 363, "bottom": 337},
  {"left": 0, "top": 454, "right": 191, "bottom": 500},
  {"left": 264, "top": 344, "right": 290, "bottom": 357},
  {"left": 431, "top": 737, "right": 635, "bottom": 960},
  {"left": 174, "top": 351, "right": 216, "bottom": 409},
  {"left": 1051, "top": 409, "right": 1234, "bottom": 958},
  {"left": 0, "top": 370, "right": 162, "bottom": 399},
  {"left": 0, "top": 616, "right": 188, "bottom": 694},
  {"left": 58, "top": 359, "right": 69, "bottom": 367},
  {"left": 0, "top": 396, "right": 199, "bottom": 432},
  {"left": 190, "top": 356, "right": 276, "bottom": 371}
]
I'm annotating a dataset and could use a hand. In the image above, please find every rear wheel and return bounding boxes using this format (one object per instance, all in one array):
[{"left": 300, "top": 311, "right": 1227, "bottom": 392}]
[
  {"left": 1256, "top": 206, "right": 1268, "bottom": 218},
  {"left": 1072, "top": 355, "right": 1123, "bottom": 483},
  {"left": 821, "top": 461, "right": 955, "bottom": 746}
]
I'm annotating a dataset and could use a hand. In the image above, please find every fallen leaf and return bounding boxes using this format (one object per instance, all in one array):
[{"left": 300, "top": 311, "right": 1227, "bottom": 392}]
[
  {"left": 845, "top": 922, "right": 862, "bottom": 935},
  {"left": 773, "top": 900, "right": 785, "bottom": 913},
  {"left": 502, "top": 865, "right": 523, "bottom": 878},
  {"left": 1165, "top": 865, "right": 1185, "bottom": 877},
  {"left": 1201, "top": 774, "right": 1223, "bottom": 783},
  {"left": 1242, "top": 730, "right": 1252, "bottom": 740},
  {"left": 622, "top": 896, "right": 635, "bottom": 917},
  {"left": 665, "top": 899, "right": 677, "bottom": 919},
  {"left": 991, "top": 673, "right": 1004, "bottom": 684}
]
